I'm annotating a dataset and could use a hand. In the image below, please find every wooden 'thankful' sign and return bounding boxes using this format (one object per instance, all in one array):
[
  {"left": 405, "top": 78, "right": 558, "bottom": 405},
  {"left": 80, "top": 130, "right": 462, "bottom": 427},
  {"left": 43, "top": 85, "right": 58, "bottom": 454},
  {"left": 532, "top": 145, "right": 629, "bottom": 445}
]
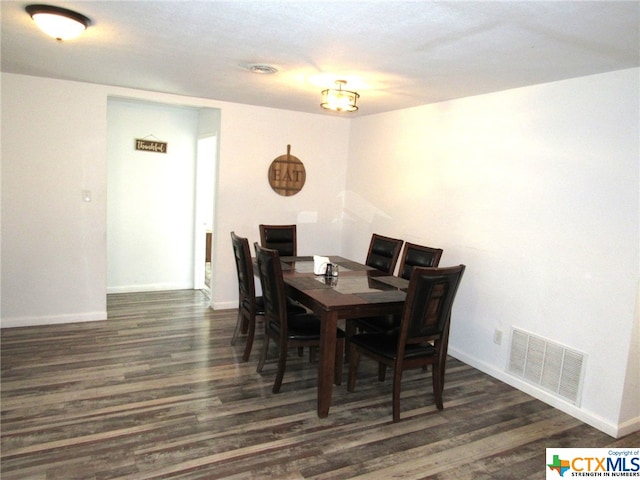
[{"left": 135, "top": 138, "right": 167, "bottom": 154}]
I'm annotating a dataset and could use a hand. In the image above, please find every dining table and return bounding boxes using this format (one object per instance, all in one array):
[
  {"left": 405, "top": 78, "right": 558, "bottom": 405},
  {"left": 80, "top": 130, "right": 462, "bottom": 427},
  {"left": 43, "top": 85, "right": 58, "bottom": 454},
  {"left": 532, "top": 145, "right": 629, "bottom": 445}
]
[{"left": 277, "top": 255, "right": 409, "bottom": 418}]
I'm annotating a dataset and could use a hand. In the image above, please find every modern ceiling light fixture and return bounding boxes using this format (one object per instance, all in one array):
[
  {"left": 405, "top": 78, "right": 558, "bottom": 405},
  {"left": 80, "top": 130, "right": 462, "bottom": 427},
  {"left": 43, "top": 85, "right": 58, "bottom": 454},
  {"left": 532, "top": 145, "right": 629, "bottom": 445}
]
[
  {"left": 25, "top": 4, "right": 91, "bottom": 41},
  {"left": 320, "top": 80, "right": 359, "bottom": 113}
]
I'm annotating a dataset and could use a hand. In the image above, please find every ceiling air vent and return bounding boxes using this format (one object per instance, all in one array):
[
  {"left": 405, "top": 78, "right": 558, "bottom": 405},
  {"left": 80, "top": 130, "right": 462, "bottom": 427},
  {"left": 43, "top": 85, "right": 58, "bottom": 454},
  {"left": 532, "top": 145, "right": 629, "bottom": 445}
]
[
  {"left": 507, "top": 328, "right": 586, "bottom": 406},
  {"left": 247, "top": 64, "right": 278, "bottom": 75}
]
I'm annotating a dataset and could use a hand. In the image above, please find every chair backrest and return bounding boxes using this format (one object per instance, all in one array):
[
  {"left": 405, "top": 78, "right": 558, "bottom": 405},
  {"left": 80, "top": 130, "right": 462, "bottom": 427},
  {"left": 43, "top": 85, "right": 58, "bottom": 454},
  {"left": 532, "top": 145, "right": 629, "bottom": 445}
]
[
  {"left": 259, "top": 224, "right": 297, "bottom": 257},
  {"left": 397, "top": 243, "right": 444, "bottom": 280},
  {"left": 254, "top": 243, "right": 288, "bottom": 336},
  {"left": 399, "top": 265, "right": 465, "bottom": 348},
  {"left": 230, "top": 232, "right": 257, "bottom": 306},
  {"left": 365, "top": 233, "right": 403, "bottom": 274}
]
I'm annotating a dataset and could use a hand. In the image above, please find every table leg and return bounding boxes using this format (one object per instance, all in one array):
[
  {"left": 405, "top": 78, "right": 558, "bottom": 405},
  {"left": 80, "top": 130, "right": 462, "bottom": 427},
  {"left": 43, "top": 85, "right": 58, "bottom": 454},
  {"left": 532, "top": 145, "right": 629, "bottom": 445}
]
[{"left": 317, "top": 310, "right": 338, "bottom": 418}]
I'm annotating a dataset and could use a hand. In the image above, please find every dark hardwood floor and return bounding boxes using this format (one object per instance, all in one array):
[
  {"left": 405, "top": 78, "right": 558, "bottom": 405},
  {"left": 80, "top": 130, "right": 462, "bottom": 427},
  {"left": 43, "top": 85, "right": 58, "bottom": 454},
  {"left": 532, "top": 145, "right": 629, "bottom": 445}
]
[{"left": 2, "top": 290, "right": 637, "bottom": 479}]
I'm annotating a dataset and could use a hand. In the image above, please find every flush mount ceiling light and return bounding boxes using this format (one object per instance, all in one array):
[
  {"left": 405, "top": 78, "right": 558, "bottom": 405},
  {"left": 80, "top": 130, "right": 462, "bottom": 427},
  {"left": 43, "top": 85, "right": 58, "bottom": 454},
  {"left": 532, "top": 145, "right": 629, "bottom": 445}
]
[
  {"left": 320, "top": 80, "right": 359, "bottom": 113},
  {"left": 26, "top": 4, "right": 90, "bottom": 41}
]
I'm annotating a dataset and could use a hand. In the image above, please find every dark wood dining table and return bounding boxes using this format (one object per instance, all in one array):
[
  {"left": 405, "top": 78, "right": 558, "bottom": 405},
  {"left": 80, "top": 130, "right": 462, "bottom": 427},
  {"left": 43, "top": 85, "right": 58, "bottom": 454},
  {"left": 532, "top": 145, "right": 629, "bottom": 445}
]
[{"left": 278, "top": 255, "right": 409, "bottom": 418}]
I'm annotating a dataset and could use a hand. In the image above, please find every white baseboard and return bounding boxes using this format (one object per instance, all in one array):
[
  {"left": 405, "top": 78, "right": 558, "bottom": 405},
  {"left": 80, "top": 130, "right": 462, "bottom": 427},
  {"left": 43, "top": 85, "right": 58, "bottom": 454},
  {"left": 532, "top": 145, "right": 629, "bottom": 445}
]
[
  {"left": 0, "top": 311, "right": 107, "bottom": 328},
  {"left": 211, "top": 300, "right": 238, "bottom": 310},
  {"left": 106, "top": 282, "right": 193, "bottom": 294},
  {"left": 447, "top": 346, "right": 634, "bottom": 439},
  {"left": 616, "top": 416, "right": 640, "bottom": 439}
]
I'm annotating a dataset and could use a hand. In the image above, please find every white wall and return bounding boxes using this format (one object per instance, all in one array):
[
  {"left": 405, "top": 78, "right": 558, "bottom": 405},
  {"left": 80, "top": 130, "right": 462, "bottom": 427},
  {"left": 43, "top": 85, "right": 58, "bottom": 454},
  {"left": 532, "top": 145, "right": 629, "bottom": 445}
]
[
  {"left": 344, "top": 68, "right": 640, "bottom": 437},
  {"left": 1, "top": 75, "right": 109, "bottom": 324},
  {"left": 2, "top": 69, "right": 637, "bottom": 437},
  {"left": 1, "top": 73, "right": 350, "bottom": 325},
  {"left": 107, "top": 98, "right": 200, "bottom": 293},
  {"left": 211, "top": 103, "right": 350, "bottom": 308}
]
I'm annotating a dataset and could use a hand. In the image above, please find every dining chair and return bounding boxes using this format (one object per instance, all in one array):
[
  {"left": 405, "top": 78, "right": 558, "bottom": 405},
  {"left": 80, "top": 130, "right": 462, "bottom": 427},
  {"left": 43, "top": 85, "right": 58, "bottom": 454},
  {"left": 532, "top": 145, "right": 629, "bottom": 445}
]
[
  {"left": 365, "top": 233, "right": 403, "bottom": 274},
  {"left": 259, "top": 224, "right": 297, "bottom": 257},
  {"left": 230, "top": 232, "right": 304, "bottom": 362},
  {"left": 347, "top": 264, "right": 465, "bottom": 422},
  {"left": 345, "top": 242, "right": 444, "bottom": 360},
  {"left": 254, "top": 243, "right": 345, "bottom": 393},
  {"left": 396, "top": 242, "right": 444, "bottom": 280},
  {"left": 230, "top": 232, "right": 265, "bottom": 362}
]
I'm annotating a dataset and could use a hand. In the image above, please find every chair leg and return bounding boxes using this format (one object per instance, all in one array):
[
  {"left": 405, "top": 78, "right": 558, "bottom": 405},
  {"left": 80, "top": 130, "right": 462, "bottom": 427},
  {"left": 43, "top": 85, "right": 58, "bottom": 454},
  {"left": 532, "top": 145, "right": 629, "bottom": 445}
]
[
  {"left": 378, "top": 363, "right": 387, "bottom": 381},
  {"left": 347, "top": 344, "right": 361, "bottom": 392},
  {"left": 242, "top": 314, "right": 256, "bottom": 362},
  {"left": 344, "top": 320, "right": 357, "bottom": 361},
  {"left": 392, "top": 365, "right": 404, "bottom": 422},
  {"left": 273, "top": 343, "right": 288, "bottom": 393},
  {"left": 433, "top": 361, "right": 444, "bottom": 410},
  {"left": 230, "top": 309, "right": 243, "bottom": 345},
  {"left": 256, "top": 328, "right": 269, "bottom": 373},
  {"left": 334, "top": 337, "right": 344, "bottom": 385},
  {"left": 439, "top": 359, "right": 447, "bottom": 390}
]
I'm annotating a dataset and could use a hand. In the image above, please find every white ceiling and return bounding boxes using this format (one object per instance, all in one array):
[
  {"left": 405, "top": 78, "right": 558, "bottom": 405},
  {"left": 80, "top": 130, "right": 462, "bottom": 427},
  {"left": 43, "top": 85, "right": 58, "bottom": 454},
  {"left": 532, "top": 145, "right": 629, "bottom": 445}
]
[{"left": 2, "top": 1, "right": 639, "bottom": 116}]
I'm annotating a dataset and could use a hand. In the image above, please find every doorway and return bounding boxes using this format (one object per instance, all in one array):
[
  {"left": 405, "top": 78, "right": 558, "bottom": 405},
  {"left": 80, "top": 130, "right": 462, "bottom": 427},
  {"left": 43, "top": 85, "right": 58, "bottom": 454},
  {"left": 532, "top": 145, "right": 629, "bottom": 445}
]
[
  {"left": 106, "top": 97, "right": 220, "bottom": 295},
  {"left": 194, "top": 135, "right": 217, "bottom": 294}
]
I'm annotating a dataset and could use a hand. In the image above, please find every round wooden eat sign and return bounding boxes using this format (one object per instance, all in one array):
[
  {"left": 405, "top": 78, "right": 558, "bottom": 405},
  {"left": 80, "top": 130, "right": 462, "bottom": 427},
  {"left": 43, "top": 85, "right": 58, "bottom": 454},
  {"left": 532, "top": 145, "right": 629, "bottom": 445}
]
[{"left": 268, "top": 145, "right": 306, "bottom": 196}]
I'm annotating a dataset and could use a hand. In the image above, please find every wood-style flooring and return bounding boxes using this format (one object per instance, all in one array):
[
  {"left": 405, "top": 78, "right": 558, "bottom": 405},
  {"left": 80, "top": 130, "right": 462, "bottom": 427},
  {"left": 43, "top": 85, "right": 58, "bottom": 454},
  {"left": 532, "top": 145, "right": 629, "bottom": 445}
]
[{"left": 2, "top": 290, "right": 638, "bottom": 479}]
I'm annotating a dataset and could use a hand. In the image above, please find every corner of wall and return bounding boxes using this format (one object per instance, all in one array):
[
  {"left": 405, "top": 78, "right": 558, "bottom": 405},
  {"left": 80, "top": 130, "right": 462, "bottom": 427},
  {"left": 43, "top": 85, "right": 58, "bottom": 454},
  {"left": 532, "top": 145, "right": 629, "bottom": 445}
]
[{"left": 448, "top": 345, "right": 622, "bottom": 438}]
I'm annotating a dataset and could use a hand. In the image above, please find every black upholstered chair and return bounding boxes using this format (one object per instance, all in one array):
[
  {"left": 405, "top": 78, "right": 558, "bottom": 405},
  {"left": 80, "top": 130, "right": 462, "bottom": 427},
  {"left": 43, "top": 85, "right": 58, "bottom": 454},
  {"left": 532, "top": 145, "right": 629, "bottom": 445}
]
[
  {"left": 230, "top": 232, "right": 303, "bottom": 362},
  {"left": 254, "top": 243, "right": 345, "bottom": 393},
  {"left": 365, "top": 233, "right": 403, "bottom": 274},
  {"left": 259, "top": 224, "right": 297, "bottom": 257},
  {"left": 230, "top": 232, "right": 262, "bottom": 361},
  {"left": 345, "top": 242, "right": 444, "bottom": 359},
  {"left": 347, "top": 265, "right": 465, "bottom": 422},
  {"left": 397, "top": 243, "right": 443, "bottom": 280}
]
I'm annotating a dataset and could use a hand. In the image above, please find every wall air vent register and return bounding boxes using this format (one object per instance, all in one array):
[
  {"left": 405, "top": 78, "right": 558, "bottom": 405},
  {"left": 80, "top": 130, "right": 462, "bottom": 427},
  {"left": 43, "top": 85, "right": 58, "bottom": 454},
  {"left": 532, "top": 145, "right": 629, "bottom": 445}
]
[{"left": 507, "top": 328, "right": 586, "bottom": 406}]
